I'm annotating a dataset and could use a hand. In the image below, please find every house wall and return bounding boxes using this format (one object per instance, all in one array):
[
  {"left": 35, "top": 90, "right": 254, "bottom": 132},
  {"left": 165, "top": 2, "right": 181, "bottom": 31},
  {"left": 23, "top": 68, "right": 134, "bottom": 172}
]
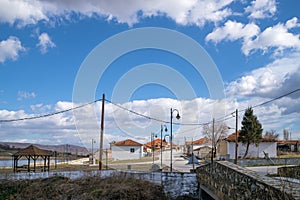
[
  {"left": 217, "top": 141, "right": 228, "bottom": 157},
  {"left": 227, "top": 142, "right": 277, "bottom": 159},
  {"left": 111, "top": 146, "right": 142, "bottom": 160}
]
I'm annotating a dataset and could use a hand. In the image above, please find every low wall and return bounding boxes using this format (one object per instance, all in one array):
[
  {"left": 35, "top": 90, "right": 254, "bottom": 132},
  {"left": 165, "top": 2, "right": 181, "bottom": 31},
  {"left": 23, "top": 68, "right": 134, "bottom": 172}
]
[
  {"left": 278, "top": 165, "right": 300, "bottom": 179},
  {"left": 196, "top": 161, "right": 300, "bottom": 200},
  {"left": 229, "top": 158, "right": 300, "bottom": 167},
  {"left": 0, "top": 170, "right": 198, "bottom": 199}
]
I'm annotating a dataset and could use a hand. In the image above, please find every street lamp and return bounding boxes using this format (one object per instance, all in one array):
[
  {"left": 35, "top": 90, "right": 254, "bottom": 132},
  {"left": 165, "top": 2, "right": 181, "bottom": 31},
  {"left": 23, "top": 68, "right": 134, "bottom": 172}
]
[
  {"left": 170, "top": 108, "right": 180, "bottom": 172},
  {"left": 160, "top": 124, "right": 168, "bottom": 169},
  {"left": 91, "top": 139, "right": 96, "bottom": 165}
]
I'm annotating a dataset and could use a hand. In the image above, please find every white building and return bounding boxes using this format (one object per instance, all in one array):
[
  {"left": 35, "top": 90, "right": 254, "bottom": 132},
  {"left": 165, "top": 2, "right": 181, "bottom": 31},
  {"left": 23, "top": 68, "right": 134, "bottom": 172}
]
[
  {"left": 217, "top": 133, "right": 277, "bottom": 159},
  {"left": 111, "top": 139, "right": 143, "bottom": 160}
]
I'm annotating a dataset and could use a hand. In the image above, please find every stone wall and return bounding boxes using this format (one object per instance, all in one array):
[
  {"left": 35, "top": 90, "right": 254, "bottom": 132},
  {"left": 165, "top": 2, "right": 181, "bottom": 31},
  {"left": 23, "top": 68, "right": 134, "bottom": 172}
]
[
  {"left": 0, "top": 170, "right": 198, "bottom": 199},
  {"left": 278, "top": 165, "right": 300, "bottom": 179},
  {"left": 196, "top": 161, "right": 300, "bottom": 200}
]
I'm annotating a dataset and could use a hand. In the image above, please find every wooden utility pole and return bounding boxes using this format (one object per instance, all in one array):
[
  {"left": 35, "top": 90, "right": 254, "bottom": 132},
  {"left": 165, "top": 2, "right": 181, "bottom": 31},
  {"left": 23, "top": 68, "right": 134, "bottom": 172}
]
[
  {"left": 234, "top": 109, "right": 238, "bottom": 165},
  {"left": 99, "top": 93, "right": 105, "bottom": 170},
  {"left": 211, "top": 118, "right": 215, "bottom": 163}
]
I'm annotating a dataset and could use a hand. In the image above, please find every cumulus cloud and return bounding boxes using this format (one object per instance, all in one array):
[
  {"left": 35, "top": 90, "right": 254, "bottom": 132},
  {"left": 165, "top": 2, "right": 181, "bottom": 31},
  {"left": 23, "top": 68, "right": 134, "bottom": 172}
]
[
  {"left": 207, "top": 18, "right": 300, "bottom": 56},
  {"left": 205, "top": 20, "right": 260, "bottom": 43},
  {"left": 37, "top": 33, "right": 56, "bottom": 54},
  {"left": 226, "top": 52, "right": 300, "bottom": 98},
  {"left": 17, "top": 91, "right": 36, "bottom": 101},
  {"left": 0, "top": 0, "right": 48, "bottom": 26},
  {"left": 0, "top": 0, "right": 234, "bottom": 27},
  {"left": 245, "top": 0, "right": 277, "bottom": 19},
  {"left": 1, "top": 94, "right": 300, "bottom": 146},
  {"left": 243, "top": 18, "right": 300, "bottom": 55},
  {"left": 0, "top": 36, "right": 25, "bottom": 63}
]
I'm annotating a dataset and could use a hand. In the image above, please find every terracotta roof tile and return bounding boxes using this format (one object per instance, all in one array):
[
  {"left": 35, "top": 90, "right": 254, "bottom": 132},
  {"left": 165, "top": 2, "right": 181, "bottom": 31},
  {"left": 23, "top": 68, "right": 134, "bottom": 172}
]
[
  {"left": 112, "top": 139, "right": 143, "bottom": 146},
  {"left": 187, "top": 137, "right": 210, "bottom": 145}
]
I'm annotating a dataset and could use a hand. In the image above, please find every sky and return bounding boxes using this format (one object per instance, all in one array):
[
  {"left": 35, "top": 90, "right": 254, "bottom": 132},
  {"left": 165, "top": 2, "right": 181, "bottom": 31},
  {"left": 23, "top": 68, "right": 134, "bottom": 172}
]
[{"left": 0, "top": 0, "right": 300, "bottom": 149}]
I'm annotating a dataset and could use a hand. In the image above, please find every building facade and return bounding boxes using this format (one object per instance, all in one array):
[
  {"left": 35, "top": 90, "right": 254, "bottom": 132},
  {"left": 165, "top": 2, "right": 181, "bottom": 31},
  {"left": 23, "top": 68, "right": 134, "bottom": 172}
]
[{"left": 111, "top": 139, "right": 143, "bottom": 160}]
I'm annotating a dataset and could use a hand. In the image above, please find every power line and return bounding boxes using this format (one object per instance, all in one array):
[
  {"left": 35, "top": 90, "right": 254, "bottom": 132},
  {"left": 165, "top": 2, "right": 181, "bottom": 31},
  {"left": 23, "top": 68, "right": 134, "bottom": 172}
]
[
  {"left": 106, "top": 99, "right": 210, "bottom": 126},
  {"left": 0, "top": 99, "right": 102, "bottom": 123},
  {"left": 1, "top": 88, "right": 300, "bottom": 125}
]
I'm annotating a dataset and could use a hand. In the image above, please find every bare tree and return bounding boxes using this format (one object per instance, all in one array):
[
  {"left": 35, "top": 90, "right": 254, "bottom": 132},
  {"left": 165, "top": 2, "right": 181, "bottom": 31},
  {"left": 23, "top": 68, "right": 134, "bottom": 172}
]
[
  {"left": 202, "top": 121, "right": 228, "bottom": 158},
  {"left": 264, "top": 129, "right": 279, "bottom": 142}
]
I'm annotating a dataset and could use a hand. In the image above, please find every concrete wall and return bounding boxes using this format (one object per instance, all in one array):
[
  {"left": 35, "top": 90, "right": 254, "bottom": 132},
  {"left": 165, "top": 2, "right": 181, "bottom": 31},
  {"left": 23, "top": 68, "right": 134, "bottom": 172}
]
[
  {"left": 111, "top": 146, "right": 142, "bottom": 160},
  {"left": 0, "top": 170, "right": 198, "bottom": 199},
  {"left": 230, "top": 157, "right": 300, "bottom": 167},
  {"left": 227, "top": 142, "right": 277, "bottom": 159},
  {"left": 196, "top": 161, "right": 300, "bottom": 200}
]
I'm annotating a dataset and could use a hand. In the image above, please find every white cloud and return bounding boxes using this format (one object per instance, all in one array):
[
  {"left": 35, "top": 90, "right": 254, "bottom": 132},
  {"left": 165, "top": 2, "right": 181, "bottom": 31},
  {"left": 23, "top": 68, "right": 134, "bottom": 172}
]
[
  {"left": 243, "top": 18, "right": 300, "bottom": 55},
  {"left": 245, "top": 0, "right": 277, "bottom": 19},
  {"left": 207, "top": 18, "right": 300, "bottom": 56},
  {"left": 17, "top": 91, "right": 36, "bottom": 101},
  {"left": 0, "top": 0, "right": 234, "bottom": 27},
  {"left": 205, "top": 20, "right": 260, "bottom": 43},
  {"left": 37, "top": 33, "right": 56, "bottom": 54},
  {"left": 226, "top": 52, "right": 300, "bottom": 99},
  {"left": 1, "top": 93, "right": 300, "bottom": 146},
  {"left": 0, "top": 36, "right": 25, "bottom": 63},
  {"left": 0, "top": 0, "right": 48, "bottom": 26}
]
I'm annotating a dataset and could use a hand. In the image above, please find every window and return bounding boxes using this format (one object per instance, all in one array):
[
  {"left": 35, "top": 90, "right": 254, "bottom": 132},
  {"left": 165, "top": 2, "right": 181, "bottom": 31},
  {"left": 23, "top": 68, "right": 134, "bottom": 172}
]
[{"left": 130, "top": 148, "right": 135, "bottom": 153}]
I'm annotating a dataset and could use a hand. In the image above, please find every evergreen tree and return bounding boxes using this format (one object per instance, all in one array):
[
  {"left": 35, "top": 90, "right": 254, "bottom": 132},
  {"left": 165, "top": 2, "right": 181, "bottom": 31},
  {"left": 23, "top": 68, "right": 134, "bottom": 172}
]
[{"left": 239, "top": 107, "right": 263, "bottom": 158}]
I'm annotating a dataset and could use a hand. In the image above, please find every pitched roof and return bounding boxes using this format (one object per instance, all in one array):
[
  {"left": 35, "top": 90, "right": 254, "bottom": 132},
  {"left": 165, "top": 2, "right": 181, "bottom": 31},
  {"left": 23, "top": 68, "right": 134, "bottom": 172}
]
[
  {"left": 226, "top": 131, "right": 277, "bottom": 142},
  {"left": 187, "top": 137, "right": 211, "bottom": 145},
  {"left": 112, "top": 139, "right": 143, "bottom": 147},
  {"left": 14, "top": 145, "right": 52, "bottom": 156},
  {"left": 277, "top": 140, "right": 300, "bottom": 145},
  {"left": 145, "top": 139, "right": 167, "bottom": 147}
]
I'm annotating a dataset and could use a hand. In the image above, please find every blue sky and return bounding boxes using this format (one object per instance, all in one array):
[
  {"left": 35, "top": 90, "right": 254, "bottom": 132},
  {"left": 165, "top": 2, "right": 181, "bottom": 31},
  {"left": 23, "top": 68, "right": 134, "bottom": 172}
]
[{"left": 0, "top": 0, "right": 300, "bottom": 148}]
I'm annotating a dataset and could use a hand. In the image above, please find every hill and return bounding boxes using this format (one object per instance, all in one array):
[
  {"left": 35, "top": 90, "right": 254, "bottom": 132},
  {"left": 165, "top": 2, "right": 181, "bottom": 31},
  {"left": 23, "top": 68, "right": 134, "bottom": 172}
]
[{"left": 0, "top": 142, "right": 89, "bottom": 156}]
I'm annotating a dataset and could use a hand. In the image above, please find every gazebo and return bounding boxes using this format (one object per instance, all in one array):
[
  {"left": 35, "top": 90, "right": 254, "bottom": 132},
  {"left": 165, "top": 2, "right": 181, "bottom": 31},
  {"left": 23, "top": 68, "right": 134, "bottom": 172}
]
[{"left": 13, "top": 145, "right": 52, "bottom": 173}]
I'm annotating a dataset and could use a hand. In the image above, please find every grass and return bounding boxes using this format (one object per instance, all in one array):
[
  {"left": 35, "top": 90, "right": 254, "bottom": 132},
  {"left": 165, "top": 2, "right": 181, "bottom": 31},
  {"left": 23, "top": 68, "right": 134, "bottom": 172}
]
[{"left": 0, "top": 175, "right": 168, "bottom": 200}]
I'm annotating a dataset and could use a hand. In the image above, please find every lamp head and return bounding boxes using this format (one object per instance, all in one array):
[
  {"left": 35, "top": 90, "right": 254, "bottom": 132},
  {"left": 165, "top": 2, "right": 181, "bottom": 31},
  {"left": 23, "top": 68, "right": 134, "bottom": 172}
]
[
  {"left": 176, "top": 113, "right": 181, "bottom": 120},
  {"left": 164, "top": 127, "right": 168, "bottom": 132}
]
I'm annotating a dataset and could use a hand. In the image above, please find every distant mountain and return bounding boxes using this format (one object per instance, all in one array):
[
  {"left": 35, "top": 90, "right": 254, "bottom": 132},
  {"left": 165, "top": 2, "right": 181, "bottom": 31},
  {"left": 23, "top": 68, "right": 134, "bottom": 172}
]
[{"left": 0, "top": 142, "right": 89, "bottom": 156}]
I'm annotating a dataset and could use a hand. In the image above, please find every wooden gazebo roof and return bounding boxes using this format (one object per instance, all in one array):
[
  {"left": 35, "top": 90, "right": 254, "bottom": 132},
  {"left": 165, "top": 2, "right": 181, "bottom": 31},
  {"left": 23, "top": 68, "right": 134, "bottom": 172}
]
[
  {"left": 13, "top": 145, "right": 52, "bottom": 173},
  {"left": 14, "top": 145, "right": 52, "bottom": 156}
]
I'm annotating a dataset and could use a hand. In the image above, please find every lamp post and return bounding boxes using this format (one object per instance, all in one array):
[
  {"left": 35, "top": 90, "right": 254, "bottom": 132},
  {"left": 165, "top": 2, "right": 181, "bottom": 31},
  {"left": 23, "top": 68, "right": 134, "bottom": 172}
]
[
  {"left": 170, "top": 108, "right": 180, "bottom": 172},
  {"left": 160, "top": 124, "right": 168, "bottom": 169}
]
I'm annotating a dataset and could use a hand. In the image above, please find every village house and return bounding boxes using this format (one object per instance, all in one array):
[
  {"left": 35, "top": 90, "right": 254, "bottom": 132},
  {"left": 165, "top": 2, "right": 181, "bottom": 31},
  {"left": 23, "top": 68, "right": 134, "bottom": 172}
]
[
  {"left": 144, "top": 138, "right": 169, "bottom": 153},
  {"left": 217, "top": 132, "right": 277, "bottom": 160},
  {"left": 186, "top": 137, "right": 212, "bottom": 159},
  {"left": 277, "top": 140, "right": 300, "bottom": 152},
  {"left": 111, "top": 139, "right": 143, "bottom": 160}
]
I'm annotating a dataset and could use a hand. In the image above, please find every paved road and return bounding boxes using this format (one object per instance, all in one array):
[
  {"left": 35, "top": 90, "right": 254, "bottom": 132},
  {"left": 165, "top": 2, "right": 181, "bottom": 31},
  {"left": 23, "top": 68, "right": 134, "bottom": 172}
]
[{"left": 156, "top": 150, "right": 201, "bottom": 172}]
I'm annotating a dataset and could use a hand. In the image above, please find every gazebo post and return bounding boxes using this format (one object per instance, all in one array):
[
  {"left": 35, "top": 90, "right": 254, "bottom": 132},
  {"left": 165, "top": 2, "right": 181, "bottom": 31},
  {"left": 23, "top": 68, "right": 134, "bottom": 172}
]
[
  {"left": 27, "top": 156, "right": 30, "bottom": 172},
  {"left": 43, "top": 156, "right": 46, "bottom": 172},
  {"left": 47, "top": 156, "right": 50, "bottom": 172},
  {"left": 33, "top": 156, "right": 37, "bottom": 172},
  {"left": 13, "top": 156, "right": 16, "bottom": 173}
]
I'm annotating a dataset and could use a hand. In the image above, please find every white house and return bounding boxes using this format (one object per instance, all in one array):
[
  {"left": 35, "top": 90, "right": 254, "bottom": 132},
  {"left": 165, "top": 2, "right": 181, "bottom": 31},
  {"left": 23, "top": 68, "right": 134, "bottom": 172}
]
[
  {"left": 186, "top": 137, "right": 212, "bottom": 156},
  {"left": 111, "top": 139, "right": 143, "bottom": 160},
  {"left": 217, "top": 133, "right": 277, "bottom": 159}
]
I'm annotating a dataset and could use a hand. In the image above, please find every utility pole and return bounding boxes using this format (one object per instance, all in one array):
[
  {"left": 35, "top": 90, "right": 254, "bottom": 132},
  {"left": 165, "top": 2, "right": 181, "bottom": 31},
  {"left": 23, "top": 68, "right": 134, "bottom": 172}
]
[
  {"left": 234, "top": 109, "right": 238, "bottom": 165},
  {"left": 99, "top": 93, "right": 105, "bottom": 170},
  {"left": 211, "top": 118, "right": 215, "bottom": 163}
]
